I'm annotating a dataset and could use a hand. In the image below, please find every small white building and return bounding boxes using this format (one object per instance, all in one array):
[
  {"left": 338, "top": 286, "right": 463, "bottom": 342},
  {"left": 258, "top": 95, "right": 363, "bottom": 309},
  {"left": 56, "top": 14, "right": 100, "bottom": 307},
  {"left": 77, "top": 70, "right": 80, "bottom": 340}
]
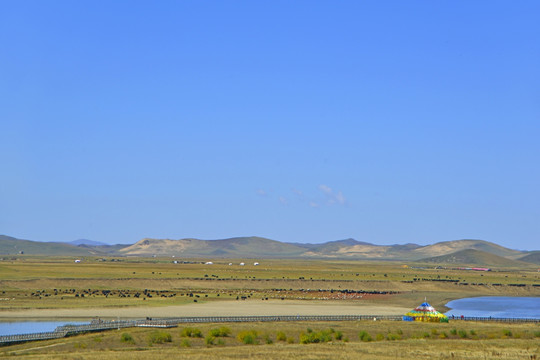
[
  {"left": 253, "top": 262, "right": 259, "bottom": 266},
  {"left": 205, "top": 261, "right": 214, "bottom": 265},
  {"left": 239, "top": 262, "right": 245, "bottom": 266},
  {"left": 74, "top": 259, "right": 81, "bottom": 263}
]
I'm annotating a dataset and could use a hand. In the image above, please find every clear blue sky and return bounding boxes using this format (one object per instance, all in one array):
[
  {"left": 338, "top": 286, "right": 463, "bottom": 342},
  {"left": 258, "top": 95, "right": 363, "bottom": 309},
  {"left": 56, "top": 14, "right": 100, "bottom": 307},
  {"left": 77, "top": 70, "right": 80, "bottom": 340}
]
[{"left": 1, "top": 1, "right": 539, "bottom": 250}]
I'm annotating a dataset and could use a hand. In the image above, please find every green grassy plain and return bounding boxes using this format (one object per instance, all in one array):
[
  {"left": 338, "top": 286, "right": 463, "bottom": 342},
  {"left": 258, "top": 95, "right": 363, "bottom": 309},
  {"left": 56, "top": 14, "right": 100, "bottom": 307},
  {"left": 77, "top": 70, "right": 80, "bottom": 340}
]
[
  {"left": 0, "top": 256, "right": 538, "bottom": 313},
  {"left": 2, "top": 320, "right": 539, "bottom": 359},
  {"left": 0, "top": 256, "right": 539, "bottom": 359}
]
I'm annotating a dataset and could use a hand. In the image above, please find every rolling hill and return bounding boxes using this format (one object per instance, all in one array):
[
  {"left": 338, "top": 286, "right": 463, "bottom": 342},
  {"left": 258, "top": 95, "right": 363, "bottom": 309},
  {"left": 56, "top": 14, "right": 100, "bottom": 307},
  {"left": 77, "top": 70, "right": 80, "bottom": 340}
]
[
  {"left": 1, "top": 234, "right": 537, "bottom": 266},
  {"left": 418, "top": 249, "right": 527, "bottom": 267},
  {"left": 118, "top": 236, "right": 307, "bottom": 258},
  {"left": 0, "top": 235, "right": 111, "bottom": 256},
  {"left": 517, "top": 251, "right": 540, "bottom": 265}
]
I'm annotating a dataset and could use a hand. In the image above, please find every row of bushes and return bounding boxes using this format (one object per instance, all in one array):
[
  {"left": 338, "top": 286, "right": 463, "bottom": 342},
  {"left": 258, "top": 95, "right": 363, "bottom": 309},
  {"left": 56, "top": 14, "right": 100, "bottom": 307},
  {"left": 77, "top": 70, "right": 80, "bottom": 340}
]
[
  {"left": 356, "top": 328, "right": 539, "bottom": 342},
  {"left": 122, "top": 327, "right": 540, "bottom": 347}
]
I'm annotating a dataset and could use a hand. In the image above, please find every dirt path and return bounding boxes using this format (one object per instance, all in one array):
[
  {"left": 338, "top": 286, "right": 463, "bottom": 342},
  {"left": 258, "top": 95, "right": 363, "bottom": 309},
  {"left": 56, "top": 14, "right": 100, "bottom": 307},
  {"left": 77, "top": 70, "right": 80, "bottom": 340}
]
[{"left": 0, "top": 300, "right": 411, "bottom": 320}]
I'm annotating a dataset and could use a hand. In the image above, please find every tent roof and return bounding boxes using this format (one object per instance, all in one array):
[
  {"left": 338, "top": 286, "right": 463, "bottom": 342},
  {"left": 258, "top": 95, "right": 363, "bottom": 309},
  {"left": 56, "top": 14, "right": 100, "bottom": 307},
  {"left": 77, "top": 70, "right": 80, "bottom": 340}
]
[{"left": 405, "top": 301, "right": 448, "bottom": 318}]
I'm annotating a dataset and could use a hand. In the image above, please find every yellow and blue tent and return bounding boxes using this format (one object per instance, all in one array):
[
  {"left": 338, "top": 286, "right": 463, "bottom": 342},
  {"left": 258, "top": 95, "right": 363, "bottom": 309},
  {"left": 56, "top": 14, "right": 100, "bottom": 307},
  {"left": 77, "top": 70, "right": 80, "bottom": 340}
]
[{"left": 403, "top": 302, "right": 449, "bottom": 322}]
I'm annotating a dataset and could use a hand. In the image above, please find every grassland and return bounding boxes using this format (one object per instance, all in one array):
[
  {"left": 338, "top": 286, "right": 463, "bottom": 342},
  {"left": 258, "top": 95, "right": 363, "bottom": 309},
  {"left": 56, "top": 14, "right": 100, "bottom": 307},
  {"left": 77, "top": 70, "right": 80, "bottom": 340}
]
[
  {"left": 0, "top": 256, "right": 539, "bottom": 358},
  {"left": 2, "top": 320, "right": 539, "bottom": 359},
  {"left": 0, "top": 256, "right": 538, "bottom": 316}
]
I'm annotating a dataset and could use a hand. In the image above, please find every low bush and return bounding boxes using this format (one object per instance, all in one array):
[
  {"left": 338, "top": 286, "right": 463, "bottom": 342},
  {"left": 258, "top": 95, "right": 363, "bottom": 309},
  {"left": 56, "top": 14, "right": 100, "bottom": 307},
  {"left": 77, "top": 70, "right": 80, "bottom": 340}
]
[
  {"left": 287, "top": 337, "right": 295, "bottom": 344},
  {"left": 265, "top": 334, "right": 274, "bottom": 344},
  {"left": 458, "top": 329, "right": 468, "bottom": 339},
  {"left": 237, "top": 330, "right": 259, "bottom": 345},
  {"left": 359, "top": 330, "right": 372, "bottom": 342},
  {"left": 205, "top": 335, "right": 215, "bottom": 346},
  {"left": 386, "top": 333, "right": 401, "bottom": 341},
  {"left": 450, "top": 328, "right": 457, "bottom": 336},
  {"left": 300, "top": 330, "right": 333, "bottom": 344},
  {"left": 334, "top": 331, "right": 343, "bottom": 340},
  {"left": 376, "top": 333, "right": 385, "bottom": 341},
  {"left": 180, "top": 338, "right": 191, "bottom": 348},
  {"left": 120, "top": 332, "right": 135, "bottom": 344},
  {"left": 502, "top": 329, "right": 512, "bottom": 337},
  {"left": 276, "top": 331, "right": 287, "bottom": 341},
  {"left": 148, "top": 331, "right": 172, "bottom": 345},
  {"left": 209, "top": 326, "right": 231, "bottom": 337},
  {"left": 181, "top": 327, "right": 203, "bottom": 338}
]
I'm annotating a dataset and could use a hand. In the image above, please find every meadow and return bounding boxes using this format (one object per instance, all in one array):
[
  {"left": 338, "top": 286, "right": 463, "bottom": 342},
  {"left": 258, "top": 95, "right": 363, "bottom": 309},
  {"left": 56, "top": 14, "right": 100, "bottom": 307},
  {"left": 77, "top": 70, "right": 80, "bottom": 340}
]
[
  {"left": 0, "top": 256, "right": 538, "bottom": 313},
  {"left": 2, "top": 320, "right": 539, "bottom": 359},
  {"left": 0, "top": 256, "right": 538, "bottom": 358}
]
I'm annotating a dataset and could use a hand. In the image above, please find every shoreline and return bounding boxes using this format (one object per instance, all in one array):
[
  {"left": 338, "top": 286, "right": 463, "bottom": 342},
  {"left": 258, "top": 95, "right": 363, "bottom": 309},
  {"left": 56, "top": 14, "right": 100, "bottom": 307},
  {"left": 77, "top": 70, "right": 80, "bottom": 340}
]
[{"left": 0, "top": 300, "right": 411, "bottom": 321}]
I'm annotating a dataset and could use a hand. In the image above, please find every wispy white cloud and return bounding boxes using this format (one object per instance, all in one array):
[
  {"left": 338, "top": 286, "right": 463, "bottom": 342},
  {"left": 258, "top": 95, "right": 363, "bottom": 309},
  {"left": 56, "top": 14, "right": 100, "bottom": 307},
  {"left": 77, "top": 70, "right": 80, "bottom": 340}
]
[
  {"left": 279, "top": 196, "right": 288, "bottom": 205},
  {"left": 318, "top": 184, "right": 348, "bottom": 206},
  {"left": 318, "top": 184, "right": 333, "bottom": 195},
  {"left": 335, "top": 191, "right": 346, "bottom": 205},
  {"left": 256, "top": 189, "right": 268, "bottom": 197},
  {"left": 309, "top": 201, "right": 319, "bottom": 208}
]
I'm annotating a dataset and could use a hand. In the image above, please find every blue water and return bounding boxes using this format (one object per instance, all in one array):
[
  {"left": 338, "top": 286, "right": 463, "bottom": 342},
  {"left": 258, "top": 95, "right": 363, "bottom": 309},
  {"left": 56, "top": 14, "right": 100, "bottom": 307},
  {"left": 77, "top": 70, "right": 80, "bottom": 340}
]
[
  {"left": 445, "top": 296, "right": 540, "bottom": 319},
  {"left": 0, "top": 321, "right": 86, "bottom": 336}
]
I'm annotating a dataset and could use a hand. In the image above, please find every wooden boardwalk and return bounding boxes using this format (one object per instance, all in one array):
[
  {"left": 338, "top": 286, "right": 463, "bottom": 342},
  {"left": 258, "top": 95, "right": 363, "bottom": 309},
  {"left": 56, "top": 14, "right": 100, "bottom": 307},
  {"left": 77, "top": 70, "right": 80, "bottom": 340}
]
[{"left": 1, "top": 315, "right": 538, "bottom": 346}]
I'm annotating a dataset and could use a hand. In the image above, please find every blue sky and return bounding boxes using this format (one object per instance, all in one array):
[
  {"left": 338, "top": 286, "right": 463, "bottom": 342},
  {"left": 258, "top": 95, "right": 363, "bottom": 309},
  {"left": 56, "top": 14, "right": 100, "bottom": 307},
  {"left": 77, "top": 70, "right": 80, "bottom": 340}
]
[{"left": 1, "top": 1, "right": 539, "bottom": 250}]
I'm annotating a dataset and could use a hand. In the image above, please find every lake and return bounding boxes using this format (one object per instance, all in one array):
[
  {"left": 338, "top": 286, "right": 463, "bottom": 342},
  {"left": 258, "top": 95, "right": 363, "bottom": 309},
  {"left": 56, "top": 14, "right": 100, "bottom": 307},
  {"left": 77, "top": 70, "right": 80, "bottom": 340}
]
[
  {"left": 445, "top": 296, "right": 540, "bottom": 319},
  {"left": 0, "top": 321, "right": 86, "bottom": 336}
]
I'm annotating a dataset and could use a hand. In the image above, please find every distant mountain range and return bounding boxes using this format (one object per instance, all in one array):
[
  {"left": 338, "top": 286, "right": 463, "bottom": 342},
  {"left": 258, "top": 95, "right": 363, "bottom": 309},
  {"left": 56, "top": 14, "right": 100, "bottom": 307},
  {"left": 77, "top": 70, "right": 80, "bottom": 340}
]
[
  {"left": 0, "top": 234, "right": 538, "bottom": 267},
  {"left": 69, "top": 239, "right": 108, "bottom": 246}
]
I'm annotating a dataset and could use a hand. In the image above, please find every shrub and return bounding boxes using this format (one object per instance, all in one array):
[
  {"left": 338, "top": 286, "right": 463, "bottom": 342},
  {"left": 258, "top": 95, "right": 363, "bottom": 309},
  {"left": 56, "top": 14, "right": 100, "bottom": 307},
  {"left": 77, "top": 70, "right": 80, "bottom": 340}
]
[
  {"left": 534, "top": 331, "right": 540, "bottom": 338},
  {"left": 458, "top": 329, "right": 468, "bottom": 339},
  {"left": 181, "top": 327, "right": 203, "bottom": 338},
  {"left": 470, "top": 330, "right": 476, "bottom": 336},
  {"left": 334, "top": 331, "right": 343, "bottom": 340},
  {"left": 300, "top": 330, "right": 333, "bottom": 344},
  {"left": 148, "top": 331, "right": 172, "bottom": 345},
  {"left": 300, "top": 329, "right": 332, "bottom": 344},
  {"left": 450, "top": 328, "right": 457, "bottom": 335},
  {"left": 287, "top": 337, "right": 295, "bottom": 344},
  {"left": 422, "top": 332, "right": 430, "bottom": 338},
  {"left": 238, "top": 330, "right": 259, "bottom": 345},
  {"left": 376, "top": 333, "right": 385, "bottom": 341},
  {"left": 502, "top": 329, "right": 512, "bottom": 337},
  {"left": 180, "top": 339, "right": 191, "bottom": 348},
  {"left": 359, "top": 330, "right": 372, "bottom": 342},
  {"left": 386, "top": 333, "right": 400, "bottom": 341},
  {"left": 217, "top": 338, "right": 226, "bottom": 346},
  {"left": 431, "top": 329, "right": 438, "bottom": 335},
  {"left": 205, "top": 335, "right": 215, "bottom": 346},
  {"left": 439, "top": 332, "right": 448, "bottom": 339},
  {"left": 120, "top": 332, "right": 135, "bottom": 344},
  {"left": 265, "top": 335, "right": 274, "bottom": 344},
  {"left": 209, "top": 326, "right": 231, "bottom": 337},
  {"left": 276, "top": 331, "right": 287, "bottom": 341}
]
